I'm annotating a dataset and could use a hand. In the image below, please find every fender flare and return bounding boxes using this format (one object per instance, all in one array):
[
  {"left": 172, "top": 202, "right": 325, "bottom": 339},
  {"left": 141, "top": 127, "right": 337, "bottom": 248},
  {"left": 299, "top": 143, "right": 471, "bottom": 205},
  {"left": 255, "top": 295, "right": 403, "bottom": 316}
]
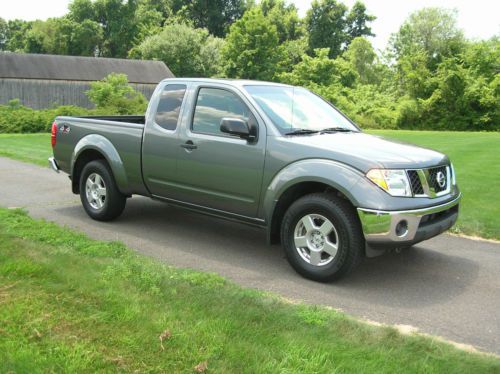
[
  {"left": 263, "top": 159, "right": 365, "bottom": 219},
  {"left": 262, "top": 159, "right": 379, "bottom": 244},
  {"left": 71, "top": 134, "right": 129, "bottom": 193}
]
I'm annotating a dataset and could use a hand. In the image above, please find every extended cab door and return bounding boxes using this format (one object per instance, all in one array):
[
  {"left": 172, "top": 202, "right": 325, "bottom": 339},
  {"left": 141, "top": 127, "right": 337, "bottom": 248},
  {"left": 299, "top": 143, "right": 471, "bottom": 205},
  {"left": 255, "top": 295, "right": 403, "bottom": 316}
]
[
  {"left": 172, "top": 83, "right": 267, "bottom": 218},
  {"left": 142, "top": 82, "right": 188, "bottom": 196}
]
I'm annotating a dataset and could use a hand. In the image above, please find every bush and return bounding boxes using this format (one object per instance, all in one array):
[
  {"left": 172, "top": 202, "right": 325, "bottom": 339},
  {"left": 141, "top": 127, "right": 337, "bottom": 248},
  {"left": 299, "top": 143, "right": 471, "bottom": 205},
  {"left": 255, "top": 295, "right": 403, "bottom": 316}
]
[
  {"left": 0, "top": 102, "right": 106, "bottom": 134},
  {"left": 86, "top": 73, "right": 147, "bottom": 115}
]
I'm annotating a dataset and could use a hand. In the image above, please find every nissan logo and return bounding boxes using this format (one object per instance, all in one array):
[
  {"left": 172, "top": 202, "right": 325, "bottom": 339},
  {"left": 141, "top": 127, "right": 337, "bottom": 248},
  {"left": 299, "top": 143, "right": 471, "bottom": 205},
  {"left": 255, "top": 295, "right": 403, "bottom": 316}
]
[{"left": 436, "top": 171, "right": 446, "bottom": 188}]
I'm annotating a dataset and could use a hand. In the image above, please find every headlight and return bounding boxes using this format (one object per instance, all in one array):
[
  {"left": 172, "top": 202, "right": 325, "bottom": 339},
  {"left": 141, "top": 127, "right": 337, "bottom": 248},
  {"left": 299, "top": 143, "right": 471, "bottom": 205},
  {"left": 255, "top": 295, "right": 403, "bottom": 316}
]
[{"left": 366, "top": 169, "right": 412, "bottom": 197}]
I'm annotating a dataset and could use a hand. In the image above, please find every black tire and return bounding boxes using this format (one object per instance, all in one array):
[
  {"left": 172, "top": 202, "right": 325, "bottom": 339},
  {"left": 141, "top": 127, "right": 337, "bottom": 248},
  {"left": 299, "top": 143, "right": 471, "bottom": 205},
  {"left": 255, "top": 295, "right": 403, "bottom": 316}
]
[
  {"left": 79, "top": 160, "right": 126, "bottom": 221},
  {"left": 281, "top": 193, "right": 364, "bottom": 282}
]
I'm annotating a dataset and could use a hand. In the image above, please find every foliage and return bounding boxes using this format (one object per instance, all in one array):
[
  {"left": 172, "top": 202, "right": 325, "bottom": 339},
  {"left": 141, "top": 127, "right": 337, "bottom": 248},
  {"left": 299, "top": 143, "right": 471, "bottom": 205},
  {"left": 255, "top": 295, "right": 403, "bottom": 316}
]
[
  {"left": 130, "top": 23, "right": 224, "bottom": 77},
  {"left": 259, "top": 0, "right": 304, "bottom": 43},
  {"left": 389, "top": 8, "right": 465, "bottom": 71},
  {"left": 306, "top": 0, "right": 375, "bottom": 58},
  {"left": 0, "top": 2, "right": 498, "bottom": 132},
  {"left": 222, "top": 7, "right": 281, "bottom": 81},
  {"left": 68, "top": 0, "right": 139, "bottom": 58},
  {"left": 85, "top": 73, "right": 147, "bottom": 114},
  {"left": 0, "top": 17, "right": 8, "bottom": 50},
  {"left": 0, "top": 103, "right": 97, "bottom": 133},
  {"left": 171, "top": 0, "right": 249, "bottom": 37}
]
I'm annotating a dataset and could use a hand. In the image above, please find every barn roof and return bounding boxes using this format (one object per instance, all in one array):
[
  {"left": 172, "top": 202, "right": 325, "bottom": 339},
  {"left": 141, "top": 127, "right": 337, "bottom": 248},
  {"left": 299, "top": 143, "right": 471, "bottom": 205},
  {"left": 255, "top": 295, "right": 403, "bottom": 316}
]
[{"left": 0, "top": 52, "right": 174, "bottom": 83}]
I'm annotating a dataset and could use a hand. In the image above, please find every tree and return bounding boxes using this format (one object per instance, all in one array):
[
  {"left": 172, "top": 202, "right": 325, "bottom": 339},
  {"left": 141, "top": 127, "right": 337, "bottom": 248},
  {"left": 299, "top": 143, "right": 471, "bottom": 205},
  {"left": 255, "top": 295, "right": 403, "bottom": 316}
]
[
  {"left": 222, "top": 7, "right": 281, "bottom": 81},
  {"left": 259, "top": 0, "right": 304, "bottom": 43},
  {"left": 86, "top": 73, "right": 147, "bottom": 114},
  {"left": 278, "top": 48, "right": 357, "bottom": 88},
  {"left": 0, "top": 18, "right": 8, "bottom": 51},
  {"left": 130, "top": 23, "right": 224, "bottom": 77},
  {"left": 346, "top": 1, "right": 375, "bottom": 43},
  {"left": 389, "top": 8, "right": 465, "bottom": 71},
  {"left": 306, "top": 0, "right": 374, "bottom": 58},
  {"left": 68, "top": 0, "right": 139, "bottom": 57},
  {"left": 342, "top": 37, "right": 378, "bottom": 85},
  {"left": 172, "top": 0, "right": 249, "bottom": 37},
  {"left": 4, "top": 19, "right": 32, "bottom": 52}
]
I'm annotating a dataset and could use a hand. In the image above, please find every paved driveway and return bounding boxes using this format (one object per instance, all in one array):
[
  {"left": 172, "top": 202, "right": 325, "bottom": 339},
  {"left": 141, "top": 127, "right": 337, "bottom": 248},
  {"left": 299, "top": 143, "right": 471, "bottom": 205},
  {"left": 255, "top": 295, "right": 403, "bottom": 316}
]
[{"left": 1, "top": 157, "right": 499, "bottom": 354}]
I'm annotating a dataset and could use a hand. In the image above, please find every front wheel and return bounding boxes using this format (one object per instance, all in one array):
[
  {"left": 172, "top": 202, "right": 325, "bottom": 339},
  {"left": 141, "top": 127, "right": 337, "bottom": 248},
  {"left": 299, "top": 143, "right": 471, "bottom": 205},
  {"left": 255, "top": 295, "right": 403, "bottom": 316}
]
[
  {"left": 281, "top": 193, "right": 364, "bottom": 282},
  {"left": 79, "top": 160, "right": 126, "bottom": 221}
]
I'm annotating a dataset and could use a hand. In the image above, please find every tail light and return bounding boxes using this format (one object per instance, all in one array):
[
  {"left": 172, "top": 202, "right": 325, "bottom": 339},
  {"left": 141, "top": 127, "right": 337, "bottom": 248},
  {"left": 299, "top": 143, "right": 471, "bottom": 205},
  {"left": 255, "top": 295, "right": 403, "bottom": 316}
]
[{"left": 51, "top": 122, "right": 57, "bottom": 148}]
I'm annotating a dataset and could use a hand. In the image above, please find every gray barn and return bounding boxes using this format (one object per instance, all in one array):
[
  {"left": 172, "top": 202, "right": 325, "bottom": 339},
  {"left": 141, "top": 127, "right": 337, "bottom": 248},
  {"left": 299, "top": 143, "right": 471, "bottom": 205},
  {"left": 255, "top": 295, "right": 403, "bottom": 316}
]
[{"left": 0, "top": 52, "right": 174, "bottom": 109}]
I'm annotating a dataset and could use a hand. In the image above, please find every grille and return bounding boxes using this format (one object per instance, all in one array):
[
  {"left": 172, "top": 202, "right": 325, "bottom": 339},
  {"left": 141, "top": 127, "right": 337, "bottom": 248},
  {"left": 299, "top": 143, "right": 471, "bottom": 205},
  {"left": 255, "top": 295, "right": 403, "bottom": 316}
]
[
  {"left": 407, "top": 170, "right": 424, "bottom": 195},
  {"left": 428, "top": 166, "right": 448, "bottom": 193}
]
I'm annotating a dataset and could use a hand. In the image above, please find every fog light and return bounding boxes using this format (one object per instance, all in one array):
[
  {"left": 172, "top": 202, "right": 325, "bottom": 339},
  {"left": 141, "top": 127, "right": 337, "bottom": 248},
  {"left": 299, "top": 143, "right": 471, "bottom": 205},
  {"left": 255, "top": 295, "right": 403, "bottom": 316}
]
[{"left": 395, "top": 220, "right": 408, "bottom": 237}]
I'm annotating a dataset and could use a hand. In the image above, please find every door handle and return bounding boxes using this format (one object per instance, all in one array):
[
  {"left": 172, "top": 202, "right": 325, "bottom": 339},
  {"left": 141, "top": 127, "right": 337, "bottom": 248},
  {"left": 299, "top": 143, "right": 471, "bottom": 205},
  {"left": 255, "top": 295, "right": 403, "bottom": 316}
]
[{"left": 180, "top": 141, "right": 197, "bottom": 150}]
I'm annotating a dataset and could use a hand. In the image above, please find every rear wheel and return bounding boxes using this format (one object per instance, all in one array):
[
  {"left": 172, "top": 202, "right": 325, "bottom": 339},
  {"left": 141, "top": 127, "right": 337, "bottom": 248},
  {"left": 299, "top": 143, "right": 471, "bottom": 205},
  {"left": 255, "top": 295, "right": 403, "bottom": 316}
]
[
  {"left": 281, "top": 193, "right": 364, "bottom": 282},
  {"left": 79, "top": 160, "right": 126, "bottom": 221}
]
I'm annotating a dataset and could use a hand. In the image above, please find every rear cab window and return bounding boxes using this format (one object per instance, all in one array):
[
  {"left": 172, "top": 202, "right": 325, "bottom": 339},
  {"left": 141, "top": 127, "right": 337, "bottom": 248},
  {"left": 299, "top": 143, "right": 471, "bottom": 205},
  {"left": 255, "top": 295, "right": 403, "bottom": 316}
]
[{"left": 155, "top": 84, "right": 187, "bottom": 131}]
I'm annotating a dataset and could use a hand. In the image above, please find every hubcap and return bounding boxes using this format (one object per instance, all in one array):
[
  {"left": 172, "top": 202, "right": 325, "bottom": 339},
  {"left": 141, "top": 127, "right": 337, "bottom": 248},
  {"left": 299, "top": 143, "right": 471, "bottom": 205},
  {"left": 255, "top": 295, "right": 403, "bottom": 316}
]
[
  {"left": 85, "top": 173, "right": 107, "bottom": 210},
  {"left": 294, "top": 214, "right": 339, "bottom": 266}
]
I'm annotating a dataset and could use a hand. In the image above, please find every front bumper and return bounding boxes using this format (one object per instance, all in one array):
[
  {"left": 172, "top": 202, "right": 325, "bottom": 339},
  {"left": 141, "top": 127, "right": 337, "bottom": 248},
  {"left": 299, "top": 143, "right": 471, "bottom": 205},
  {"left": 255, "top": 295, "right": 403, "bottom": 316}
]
[{"left": 357, "top": 193, "right": 461, "bottom": 247}]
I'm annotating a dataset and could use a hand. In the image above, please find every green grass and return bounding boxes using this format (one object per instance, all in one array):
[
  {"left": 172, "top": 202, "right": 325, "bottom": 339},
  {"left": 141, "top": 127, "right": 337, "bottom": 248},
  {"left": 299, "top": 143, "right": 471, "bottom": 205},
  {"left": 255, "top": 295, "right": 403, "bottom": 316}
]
[
  {"left": 0, "top": 133, "right": 51, "bottom": 166},
  {"left": 367, "top": 130, "right": 500, "bottom": 240},
  {"left": 1, "top": 208, "right": 498, "bottom": 373},
  {"left": 0, "top": 131, "right": 499, "bottom": 239}
]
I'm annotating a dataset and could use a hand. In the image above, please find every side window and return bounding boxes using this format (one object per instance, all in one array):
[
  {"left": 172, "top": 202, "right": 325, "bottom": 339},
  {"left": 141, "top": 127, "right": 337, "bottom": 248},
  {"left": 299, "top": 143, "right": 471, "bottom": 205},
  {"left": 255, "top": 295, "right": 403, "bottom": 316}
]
[
  {"left": 154, "top": 84, "right": 187, "bottom": 131},
  {"left": 192, "top": 88, "right": 252, "bottom": 136}
]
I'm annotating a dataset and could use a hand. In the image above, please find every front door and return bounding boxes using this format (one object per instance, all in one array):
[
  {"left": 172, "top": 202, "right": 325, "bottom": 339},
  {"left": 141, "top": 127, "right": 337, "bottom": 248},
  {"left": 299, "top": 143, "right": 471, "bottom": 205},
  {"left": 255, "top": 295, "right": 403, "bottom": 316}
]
[{"left": 173, "top": 85, "right": 266, "bottom": 218}]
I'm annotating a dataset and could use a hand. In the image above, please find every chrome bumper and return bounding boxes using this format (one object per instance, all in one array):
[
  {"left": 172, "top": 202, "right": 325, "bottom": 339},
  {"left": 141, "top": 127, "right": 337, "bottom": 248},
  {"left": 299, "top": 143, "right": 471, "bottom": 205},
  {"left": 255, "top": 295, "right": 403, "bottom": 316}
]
[
  {"left": 48, "top": 157, "right": 60, "bottom": 173},
  {"left": 357, "top": 194, "right": 461, "bottom": 244}
]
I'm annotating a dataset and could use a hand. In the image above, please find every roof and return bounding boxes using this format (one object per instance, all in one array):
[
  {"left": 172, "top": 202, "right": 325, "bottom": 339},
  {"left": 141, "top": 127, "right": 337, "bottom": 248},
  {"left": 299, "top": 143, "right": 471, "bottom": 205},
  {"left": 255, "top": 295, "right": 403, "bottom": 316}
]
[
  {"left": 160, "top": 77, "right": 293, "bottom": 88},
  {"left": 0, "top": 52, "right": 174, "bottom": 83}
]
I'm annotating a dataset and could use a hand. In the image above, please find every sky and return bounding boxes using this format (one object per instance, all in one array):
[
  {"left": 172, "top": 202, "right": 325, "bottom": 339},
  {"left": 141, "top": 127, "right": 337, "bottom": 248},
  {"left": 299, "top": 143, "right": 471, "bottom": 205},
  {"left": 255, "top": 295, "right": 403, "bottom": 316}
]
[{"left": 1, "top": 0, "right": 499, "bottom": 51}]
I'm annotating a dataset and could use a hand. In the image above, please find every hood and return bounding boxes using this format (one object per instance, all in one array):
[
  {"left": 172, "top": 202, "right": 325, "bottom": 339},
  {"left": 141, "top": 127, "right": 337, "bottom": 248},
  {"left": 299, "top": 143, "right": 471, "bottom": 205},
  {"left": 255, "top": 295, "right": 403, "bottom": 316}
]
[{"left": 281, "top": 132, "right": 448, "bottom": 172}]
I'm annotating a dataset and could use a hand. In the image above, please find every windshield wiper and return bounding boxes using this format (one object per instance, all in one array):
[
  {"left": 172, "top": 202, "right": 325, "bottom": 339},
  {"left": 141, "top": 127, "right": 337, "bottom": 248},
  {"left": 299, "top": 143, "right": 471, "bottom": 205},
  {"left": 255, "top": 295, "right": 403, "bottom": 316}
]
[
  {"left": 285, "top": 128, "right": 319, "bottom": 135},
  {"left": 320, "top": 127, "right": 355, "bottom": 133}
]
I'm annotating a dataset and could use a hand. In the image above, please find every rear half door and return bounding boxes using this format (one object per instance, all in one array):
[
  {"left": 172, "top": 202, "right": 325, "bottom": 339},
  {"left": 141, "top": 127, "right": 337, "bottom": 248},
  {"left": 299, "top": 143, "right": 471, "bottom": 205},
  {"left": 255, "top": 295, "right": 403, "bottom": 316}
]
[{"left": 142, "top": 82, "right": 188, "bottom": 196}]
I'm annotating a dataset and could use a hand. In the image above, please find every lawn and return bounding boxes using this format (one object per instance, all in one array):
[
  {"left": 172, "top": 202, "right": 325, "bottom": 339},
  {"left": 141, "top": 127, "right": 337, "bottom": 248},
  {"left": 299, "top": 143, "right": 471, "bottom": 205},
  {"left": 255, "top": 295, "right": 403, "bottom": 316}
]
[
  {"left": 1, "top": 207, "right": 499, "bottom": 372},
  {"left": 0, "top": 131, "right": 499, "bottom": 240},
  {"left": 0, "top": 133, "right": 50, "bottom": 166}
]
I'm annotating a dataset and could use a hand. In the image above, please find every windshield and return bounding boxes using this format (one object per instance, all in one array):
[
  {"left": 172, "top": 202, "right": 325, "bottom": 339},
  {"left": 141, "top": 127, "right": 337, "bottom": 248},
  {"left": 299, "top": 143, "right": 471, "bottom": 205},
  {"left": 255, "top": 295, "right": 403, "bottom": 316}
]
[{"left": 244, "top": 85, "right": 358, "bottom": 134}]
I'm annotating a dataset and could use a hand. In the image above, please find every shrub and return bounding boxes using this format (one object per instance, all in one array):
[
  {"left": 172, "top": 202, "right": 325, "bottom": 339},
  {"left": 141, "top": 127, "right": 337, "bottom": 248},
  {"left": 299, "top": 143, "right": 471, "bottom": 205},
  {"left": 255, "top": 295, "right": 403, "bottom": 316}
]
[
  {"left": 0, "top": 104, "right": 106, "bottom": 134},
  {"left": 86, "top": 73, "right": 148, "bottom": 115}
]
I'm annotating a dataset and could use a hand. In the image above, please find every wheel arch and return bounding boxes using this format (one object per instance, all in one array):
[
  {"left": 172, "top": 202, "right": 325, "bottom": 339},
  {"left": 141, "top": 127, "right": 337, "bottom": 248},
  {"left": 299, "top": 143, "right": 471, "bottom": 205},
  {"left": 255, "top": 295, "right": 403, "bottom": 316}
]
[
  {"left": 71, "top": 135, "right": 128, "bottom": 194},
  {"left": 264, "top": 159, "right": 364, "bottom": 245}
]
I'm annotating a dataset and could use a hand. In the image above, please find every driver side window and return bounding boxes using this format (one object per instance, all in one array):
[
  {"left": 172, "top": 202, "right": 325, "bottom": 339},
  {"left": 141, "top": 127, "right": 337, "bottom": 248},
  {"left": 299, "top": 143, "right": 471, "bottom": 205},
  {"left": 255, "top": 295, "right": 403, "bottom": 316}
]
[{"left": 192, "top": 88, "right": 252, "bottom": 136}]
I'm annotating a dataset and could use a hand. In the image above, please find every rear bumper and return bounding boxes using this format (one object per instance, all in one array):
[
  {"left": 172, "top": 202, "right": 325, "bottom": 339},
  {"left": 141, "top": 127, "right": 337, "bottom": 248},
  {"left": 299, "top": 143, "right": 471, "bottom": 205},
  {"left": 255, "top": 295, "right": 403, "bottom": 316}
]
[
  {"left": 357, "top": 193, "right": 461, "bottom": 247},
  {"left": 48, "top": 157, "right": 60, "bottom": 173}
]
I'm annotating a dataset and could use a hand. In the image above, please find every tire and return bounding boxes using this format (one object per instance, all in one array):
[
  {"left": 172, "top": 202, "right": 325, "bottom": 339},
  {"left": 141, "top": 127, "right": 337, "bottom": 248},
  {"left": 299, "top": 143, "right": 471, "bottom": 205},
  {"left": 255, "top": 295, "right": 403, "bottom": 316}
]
[
  {"left": 280, "top": 193, "right": 364, "bottom": 282},
  {"left": 79, "top": 160, "right": 126, "bottom": 221}
]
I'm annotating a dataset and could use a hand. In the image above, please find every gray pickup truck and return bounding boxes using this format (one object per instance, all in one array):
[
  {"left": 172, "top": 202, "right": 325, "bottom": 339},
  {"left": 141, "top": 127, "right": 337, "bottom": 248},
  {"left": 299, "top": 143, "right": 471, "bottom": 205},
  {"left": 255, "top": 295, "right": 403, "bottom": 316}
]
[{"left": 49, "top": 78, "right": 460, "bottom": 281}]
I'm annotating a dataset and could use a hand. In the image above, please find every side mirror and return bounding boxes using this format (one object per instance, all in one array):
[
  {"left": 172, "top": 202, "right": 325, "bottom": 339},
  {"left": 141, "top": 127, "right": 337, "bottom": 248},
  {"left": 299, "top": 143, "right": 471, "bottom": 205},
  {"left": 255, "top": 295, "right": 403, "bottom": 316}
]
[{"left": 220, "top": 118, "right": 252, "bottom": 140}]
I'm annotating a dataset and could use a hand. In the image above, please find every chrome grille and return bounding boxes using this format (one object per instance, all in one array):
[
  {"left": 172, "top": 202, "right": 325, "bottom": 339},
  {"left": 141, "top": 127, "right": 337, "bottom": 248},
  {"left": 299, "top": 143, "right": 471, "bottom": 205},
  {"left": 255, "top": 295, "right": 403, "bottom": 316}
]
[
  {"left": 406, "top": 165, "right": 450, "bottom": 198},
  {"left": 406, "top": 170, "right": 424, "bottom": 195}
]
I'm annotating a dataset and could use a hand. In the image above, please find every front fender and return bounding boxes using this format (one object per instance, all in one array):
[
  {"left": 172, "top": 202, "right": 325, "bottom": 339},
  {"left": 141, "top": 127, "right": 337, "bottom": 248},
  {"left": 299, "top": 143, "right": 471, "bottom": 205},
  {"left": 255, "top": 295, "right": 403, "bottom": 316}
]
[
  {"left": 71, "top": 134, "right": 129, "bottom": 193},
  {"left": 263, "top": 159, "right": 366, "bottom": 222}
]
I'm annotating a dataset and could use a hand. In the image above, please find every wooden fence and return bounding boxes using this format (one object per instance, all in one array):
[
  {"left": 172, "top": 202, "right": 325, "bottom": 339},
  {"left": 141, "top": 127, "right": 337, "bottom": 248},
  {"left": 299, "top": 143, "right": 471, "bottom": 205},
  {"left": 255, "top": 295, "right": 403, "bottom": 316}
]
[{"left": 0, "top": 78, "right": 157, "bottom": 109}]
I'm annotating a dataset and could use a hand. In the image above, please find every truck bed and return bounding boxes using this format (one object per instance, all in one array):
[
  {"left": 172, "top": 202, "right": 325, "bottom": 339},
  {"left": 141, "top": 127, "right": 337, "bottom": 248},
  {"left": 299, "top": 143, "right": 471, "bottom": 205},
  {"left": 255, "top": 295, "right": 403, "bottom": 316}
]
[{"left": 76, "top": 115, "right": 145, "bottom": 125}]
